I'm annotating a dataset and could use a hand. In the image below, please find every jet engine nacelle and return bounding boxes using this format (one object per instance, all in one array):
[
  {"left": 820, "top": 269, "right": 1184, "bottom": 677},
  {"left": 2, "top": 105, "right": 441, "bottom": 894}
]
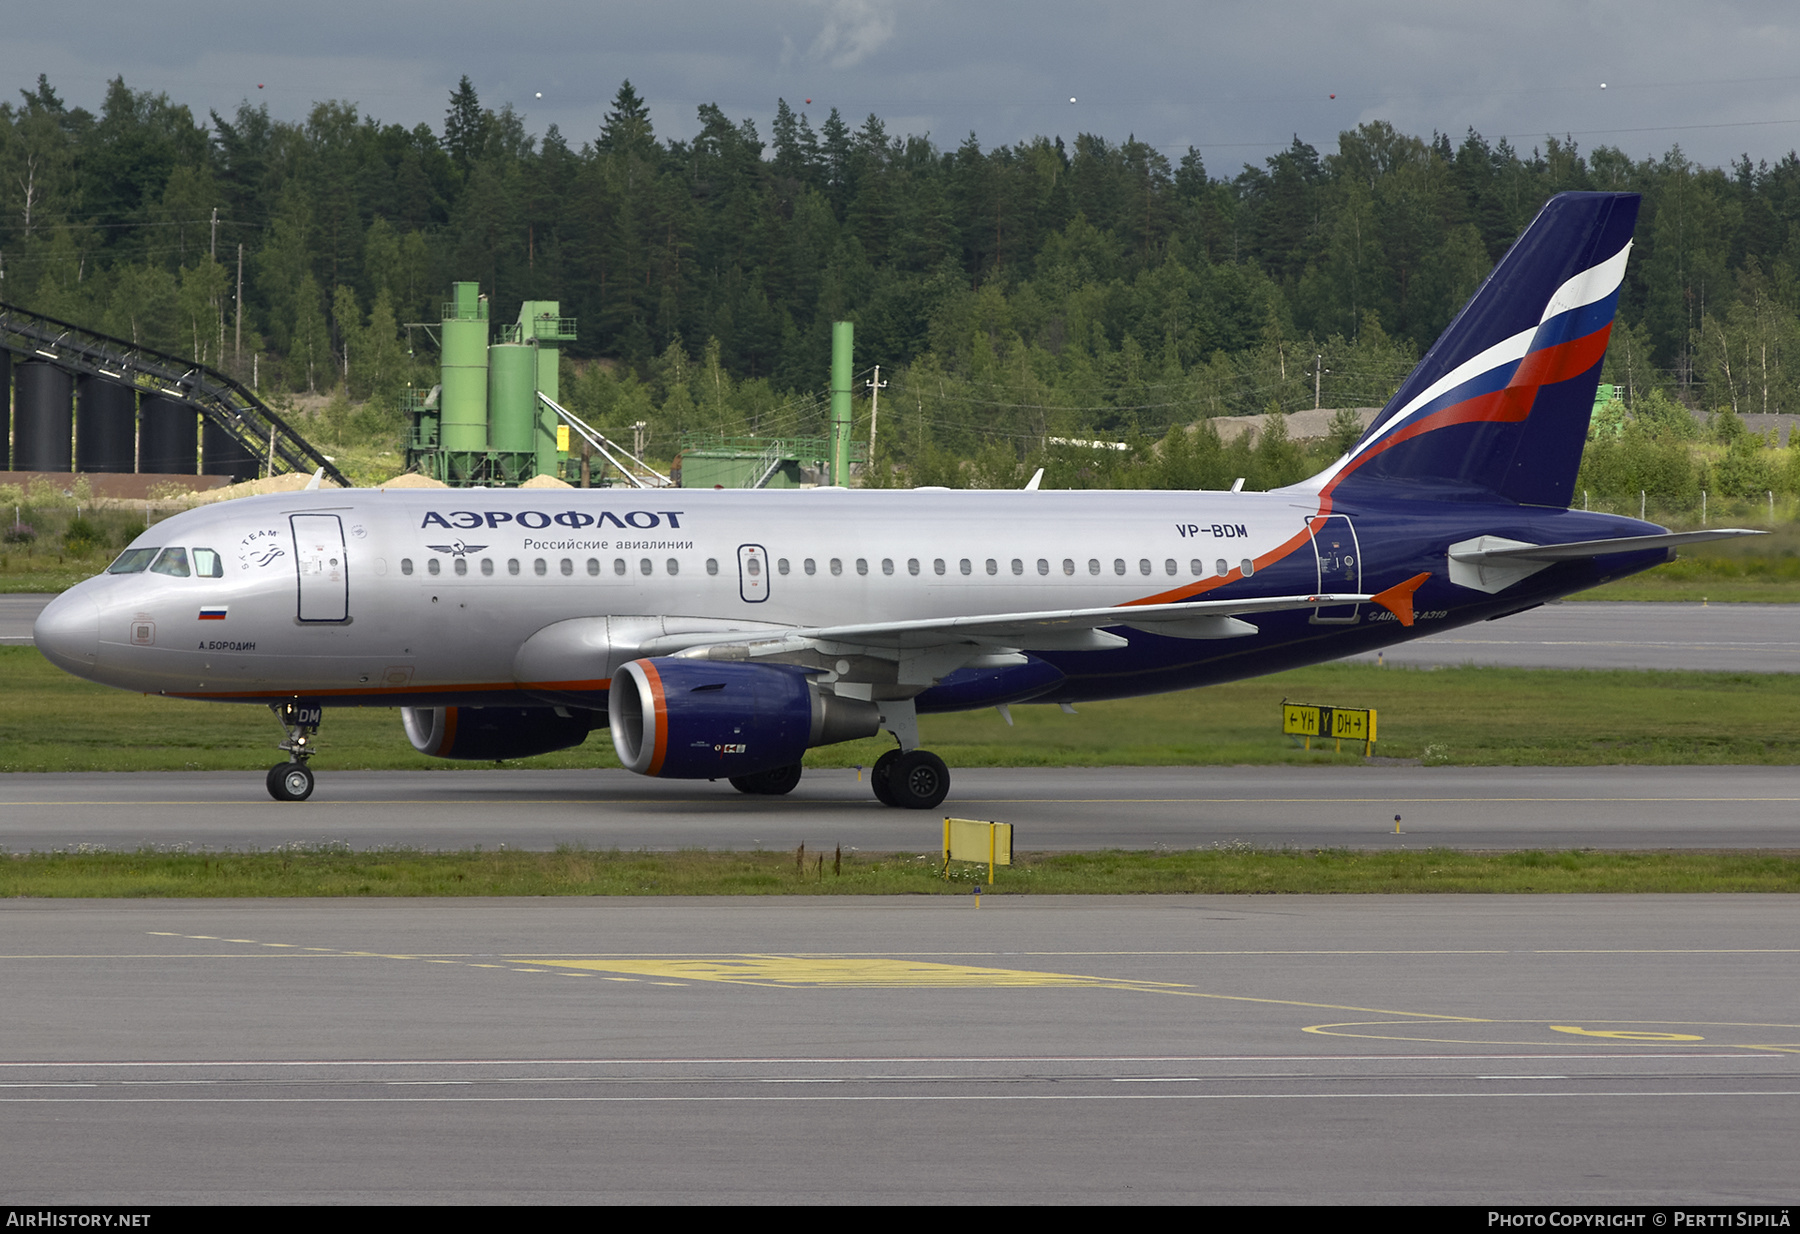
[
  {"left": 402, "top": 705, "right": 601, "bottom": 761},
  {"left": 608, "top": 658, "right": 881, "bottom": 778}
]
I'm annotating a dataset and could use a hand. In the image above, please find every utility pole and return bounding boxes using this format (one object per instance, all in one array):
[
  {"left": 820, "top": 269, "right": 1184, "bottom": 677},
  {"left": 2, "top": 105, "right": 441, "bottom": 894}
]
[
  {"left": 235, "top": 243, "right": 244, "bottom": 372},
  {"left": 865, "top": 364, "right": 887, "bottom": 479},
  {"left": 633, "top": 420, "right": 648, "bottom": 457},
  {"left": 210, "top": 207, "right": 218, "bottom": 261},
  {"left": 1314, "top": 353, "right": 1324, "bottom": 409}
]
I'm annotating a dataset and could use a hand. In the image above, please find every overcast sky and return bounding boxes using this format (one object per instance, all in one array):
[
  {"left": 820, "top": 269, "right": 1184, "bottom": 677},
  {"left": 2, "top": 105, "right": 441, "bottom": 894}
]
[{"left": 9, "top": 1, "right": 1800, "bottom": 173}]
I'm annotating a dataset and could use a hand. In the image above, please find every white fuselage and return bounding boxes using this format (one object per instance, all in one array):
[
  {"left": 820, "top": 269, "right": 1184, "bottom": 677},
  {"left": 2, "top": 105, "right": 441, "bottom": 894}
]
[{"left": 40, "top": 486, "right": 1321, "bottom": 704}]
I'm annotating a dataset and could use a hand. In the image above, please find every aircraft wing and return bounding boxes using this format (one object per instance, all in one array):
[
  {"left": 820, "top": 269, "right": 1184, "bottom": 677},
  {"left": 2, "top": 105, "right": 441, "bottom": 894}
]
[{"left": 633, "top": 592, "right": 1371, "bottom": 664}]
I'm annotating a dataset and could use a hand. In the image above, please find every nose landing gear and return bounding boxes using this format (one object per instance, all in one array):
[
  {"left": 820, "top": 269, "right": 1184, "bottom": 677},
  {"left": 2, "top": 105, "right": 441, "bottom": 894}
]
[
  {"left": 267, "top": 761, "right": 315, "bottom": 802},
  {"left": 267, "top": 700, "right": 322, "bottom": 802}
]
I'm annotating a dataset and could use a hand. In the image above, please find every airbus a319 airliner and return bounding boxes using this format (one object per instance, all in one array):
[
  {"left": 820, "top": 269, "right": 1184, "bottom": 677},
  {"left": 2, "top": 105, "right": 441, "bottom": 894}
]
[{"left": 34, "top": 192, "right": 1753, "bottom": 808}]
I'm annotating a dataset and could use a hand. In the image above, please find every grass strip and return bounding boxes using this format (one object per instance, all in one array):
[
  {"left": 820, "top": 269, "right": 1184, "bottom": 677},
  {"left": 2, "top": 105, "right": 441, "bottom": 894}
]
[
  {"left": 8, "top": 649, "right": 1800, "bottom": 770},
  {"left": 3, "top": 846, "right": 1796, "bottom": 898}
]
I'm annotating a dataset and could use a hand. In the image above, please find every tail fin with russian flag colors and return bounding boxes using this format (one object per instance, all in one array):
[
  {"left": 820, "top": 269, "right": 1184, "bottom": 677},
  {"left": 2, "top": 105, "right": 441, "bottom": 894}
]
[{"left": 1293, "top": 192, "right": 1639, "bottom": 509}]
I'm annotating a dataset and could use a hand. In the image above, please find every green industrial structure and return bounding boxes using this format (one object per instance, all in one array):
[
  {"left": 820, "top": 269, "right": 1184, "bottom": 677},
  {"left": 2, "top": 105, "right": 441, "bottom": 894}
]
[
  {"left": 671, "top": 319, "right": 867, "bottom": 490},
  {"left": 407, "top": 283, "right": 578, "bottom": 485},
  {"left": 408, "top": 298, "right": 868, "bottom": 490},
  {"left": 674, "top": 434, "right": 835, "bottom": 489}
]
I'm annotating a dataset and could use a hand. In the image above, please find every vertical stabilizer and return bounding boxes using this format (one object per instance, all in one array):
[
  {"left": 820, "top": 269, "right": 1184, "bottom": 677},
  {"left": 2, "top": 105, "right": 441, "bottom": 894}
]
[{"left": 1296, "top": 192, "right": 1639, "bottom": 508}]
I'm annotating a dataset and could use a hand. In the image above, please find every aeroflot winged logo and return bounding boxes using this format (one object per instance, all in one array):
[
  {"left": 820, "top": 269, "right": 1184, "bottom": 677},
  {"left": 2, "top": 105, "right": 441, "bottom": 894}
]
[
  {"left": 421, "top": 509, "right": 685, "bottom": 530},
  {"left": 425, "top": 540, "right": 487, "bottom": 557}
]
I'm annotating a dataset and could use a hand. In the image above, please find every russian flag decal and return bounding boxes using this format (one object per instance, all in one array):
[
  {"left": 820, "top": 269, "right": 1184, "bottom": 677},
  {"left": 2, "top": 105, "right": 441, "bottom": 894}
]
[{"left": 198, "top": 606, "right": 228, "bottom": 621}]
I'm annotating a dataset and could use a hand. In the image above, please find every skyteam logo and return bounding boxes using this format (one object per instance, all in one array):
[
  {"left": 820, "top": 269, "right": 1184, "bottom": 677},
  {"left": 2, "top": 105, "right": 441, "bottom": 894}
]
[{"left": 237, "top": 528, "right": 286, "bottom": 571}]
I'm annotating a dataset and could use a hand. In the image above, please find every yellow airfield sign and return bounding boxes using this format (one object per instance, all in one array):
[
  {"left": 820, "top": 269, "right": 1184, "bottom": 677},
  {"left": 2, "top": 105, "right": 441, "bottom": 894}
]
[{"left": 1282, "top": 701, "right": 1378, "bottom": 753}]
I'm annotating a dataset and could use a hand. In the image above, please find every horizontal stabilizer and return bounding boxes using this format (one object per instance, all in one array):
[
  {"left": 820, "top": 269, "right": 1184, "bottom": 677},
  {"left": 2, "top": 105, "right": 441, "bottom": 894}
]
[
  {"left": 1451, "top": 529, "right": 1764, "bottom": 564},
  {"left": 1447, "top": 529, "right": 1763, "bottom": 594}
]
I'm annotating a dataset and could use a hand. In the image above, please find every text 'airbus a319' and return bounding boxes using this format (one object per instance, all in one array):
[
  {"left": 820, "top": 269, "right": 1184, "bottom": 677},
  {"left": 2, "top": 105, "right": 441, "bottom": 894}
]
[{"left": 34, "top": 192, "right": 1755, "bottom": 808}]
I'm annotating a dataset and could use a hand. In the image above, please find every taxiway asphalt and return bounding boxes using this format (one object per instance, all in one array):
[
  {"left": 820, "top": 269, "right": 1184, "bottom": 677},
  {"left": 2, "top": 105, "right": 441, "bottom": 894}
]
[
  {"left": 1, "top": 894, "right": 1793, "bottom": 1204},
  {"left": 3, "top": 764, "right": 1796, "bottom": 852}
]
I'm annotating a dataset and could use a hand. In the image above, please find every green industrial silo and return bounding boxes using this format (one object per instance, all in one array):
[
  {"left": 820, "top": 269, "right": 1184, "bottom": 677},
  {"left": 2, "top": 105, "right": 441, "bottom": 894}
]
[
  {"left": 440, "top": 282, "right": 489, "bottom": 474},
  {"left": 517, "top": 300, "right": 576, "bottom": 479},
  {"left": 487, "top": 341, "right": 537, "bottom": 481}
]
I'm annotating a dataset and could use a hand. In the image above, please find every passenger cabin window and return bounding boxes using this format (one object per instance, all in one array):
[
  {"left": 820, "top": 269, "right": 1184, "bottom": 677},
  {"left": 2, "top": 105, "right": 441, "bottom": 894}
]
[
  {"left": 667, "top": 558, "right": 680, "bottom": 576},
  {"left": 1216, "top": 559, "right": 1228, "bottom": 576},
  {"left": 1088, "top": 559, "right": 1100, "bottom": 575},
  {"left": 108, "top": 548, "right": 158, "bottom": 574},
  {"left": 401, "top": 558, "right": 414, "bottom": 576},
  {"left": 1241, "top": 558, "right": 1255, "bottom": 577},
  {"left": 150, "top": 547, "right": 190, "bottom": 577},
  {"left": 1113, "top": 559, "right": 1126, "bottom": 576},
  {"left": 428, "top": 558, "right": 441, "bottom": 576},
  {"left": 639, "top": 558, "right": 652, "bottom": 576},
  {"left": 586, "top": 559, "right": 599, "bottom": 576},
  {"left": 534, "top": 559, "right": 547, "bottom": 576},
  {"left": 778, "top": 559, "right": 790, "bottom": 575},
  {"left": 706, "top": 558, "right": 719, "bottom": 575},
  {"left": 856, "top": 558, "right": 869, "bottom": 576},
  {"left": 881, "top": 558, "right": 894, "bottom": 576},
  {"left": 482, "top": 558, "right": 495, "bottom": 576},
  {"left": 1063, "top": 559, "right": 1075, "bottom": 576},
  {"left": 192, "top": 548, "right": 224, "bottom": 578},
  {"left": 1139, "top": 559, "right": 1152, "bottom": 576},
  {"left": 1010, "top": 559, "right": 1023, "bottom": 575},
  {"left": 454, "top": 558, "right": 468, "bottom": 576},
  {"left": 908, "top": 558, "right": 920, "bottom": 576},
  {"left": 830, "top": 558, "right": 843, "bottom": 576},
  {"left": 560, "top": 558, "right": 573, "bottom": 576},
  {"left": 508, "top": 559, "right": 521, "bottom": 576},
  {"left": 1037, "top": 559, "right": 1050, "bottom": 576},
  {"left": 804, "top": 558, "right": 817, "bottom": 576},
  {"left": 614, "top": 558, "right": 627, "bottom": 576},
  {"left": 934, "top": 559, "right": 946, "bottom": 576},
  {"left": 985, "top": 559, "right": 998, "bottom": 576},
  {"left": 1164, "top": 559, "right": 1177, "bottom": 576}
]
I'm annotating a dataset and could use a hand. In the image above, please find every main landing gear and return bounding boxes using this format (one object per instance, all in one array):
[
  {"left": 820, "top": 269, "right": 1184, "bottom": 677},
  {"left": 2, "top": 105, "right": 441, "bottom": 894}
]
[
  {"left": 867, "top": 699, "right": 950, "bottom": 810},
  {"left": 266, "top": 700, "right": 321, "bottom": 802},
  {"left": 870, "top": 748, "right": 949, "bottom": 810}
]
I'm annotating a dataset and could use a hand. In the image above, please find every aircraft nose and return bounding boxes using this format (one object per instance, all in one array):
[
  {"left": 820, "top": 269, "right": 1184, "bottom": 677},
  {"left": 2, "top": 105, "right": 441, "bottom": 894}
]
[{"left": 33, "top": 589, "right": 101, "bottom": 675}]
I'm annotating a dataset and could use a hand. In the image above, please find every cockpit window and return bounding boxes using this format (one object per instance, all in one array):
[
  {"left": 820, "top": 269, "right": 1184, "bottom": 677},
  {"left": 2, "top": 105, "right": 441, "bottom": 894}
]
[
  {"left": 108, "top": 548, "right": 159, "bottom": 574},
  {"left": 149, "top": 547, "right": 190, "bottom": 577},
  {"left": 192, "top": 548, "right": 224, "bottom": 578}
]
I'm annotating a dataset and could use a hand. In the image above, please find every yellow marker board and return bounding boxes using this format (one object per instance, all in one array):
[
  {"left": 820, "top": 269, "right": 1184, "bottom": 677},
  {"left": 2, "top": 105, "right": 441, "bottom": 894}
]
[
  {"left": 556, "top": 424, "right": 571, "bottom": 453},
  {"left": 943, "top": 818, "right": 1013, "bottom": 882}
]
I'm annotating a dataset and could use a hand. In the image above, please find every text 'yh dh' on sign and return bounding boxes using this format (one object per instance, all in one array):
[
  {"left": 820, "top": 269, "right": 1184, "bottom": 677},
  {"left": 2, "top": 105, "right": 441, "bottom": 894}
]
[{"left": 1282, "top": 700, "right": 1378, "bottom": 756}]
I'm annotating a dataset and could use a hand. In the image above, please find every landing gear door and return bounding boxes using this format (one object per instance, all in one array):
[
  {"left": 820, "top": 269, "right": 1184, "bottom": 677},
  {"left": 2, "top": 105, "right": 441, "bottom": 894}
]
[
  {"left": 1308, "top": 514, "right": 1361, "bottom": 624},
  {"left": 292, "top": 514, "right": 349, "bottom": 622},
  {"left": 737, "top": 543, "right": 769, "bottom": 603}
]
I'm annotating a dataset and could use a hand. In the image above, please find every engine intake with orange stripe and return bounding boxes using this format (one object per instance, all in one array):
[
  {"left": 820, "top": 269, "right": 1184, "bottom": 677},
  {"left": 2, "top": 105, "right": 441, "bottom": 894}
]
[{"left": 608, "top": 658, "right": 881, "bottom": 779}]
